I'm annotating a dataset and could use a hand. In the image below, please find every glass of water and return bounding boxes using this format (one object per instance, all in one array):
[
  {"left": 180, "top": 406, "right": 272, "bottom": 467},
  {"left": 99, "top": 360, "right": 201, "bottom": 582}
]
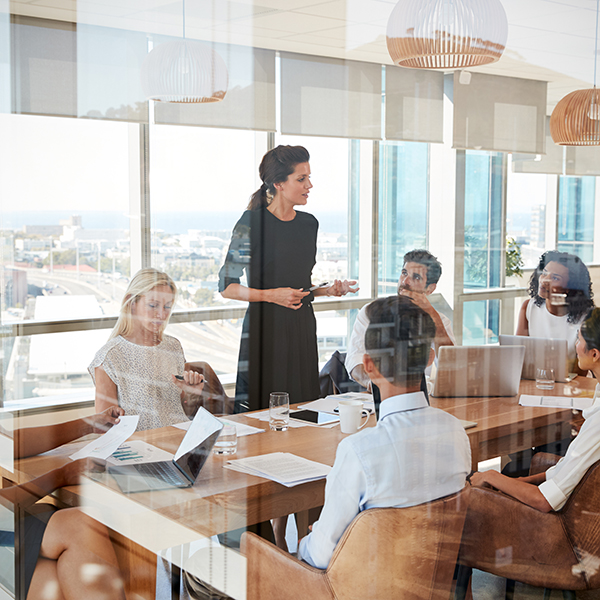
[
  {"left": 536, "top": 368, "right": 555, "bottom": 390},
  {"left": 214, "top": 423, "right": 237, "bottom": 455},
  {"left": 269, "top": 392, "right": 290, "bottom": 431}
]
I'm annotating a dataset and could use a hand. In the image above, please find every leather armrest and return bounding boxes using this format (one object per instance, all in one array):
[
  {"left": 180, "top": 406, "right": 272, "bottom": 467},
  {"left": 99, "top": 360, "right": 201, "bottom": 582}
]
[
  {"left": 529, "top": 452, "right": 562, "bottom": 476},
  {"left": 241, "top": 532, "right": 333, "bottom": 600}
]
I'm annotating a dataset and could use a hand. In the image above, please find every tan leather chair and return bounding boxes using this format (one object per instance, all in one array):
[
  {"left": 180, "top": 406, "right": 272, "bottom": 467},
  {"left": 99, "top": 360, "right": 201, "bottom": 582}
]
[
  {"left": 241, "top": 486, "right": 470, "bottom": 600},
  {"left": 458, "top": 454, "right": 600, "bottom": 596},
  {"left": 183, "top": 361, "right": 233, "bottom": 416}
]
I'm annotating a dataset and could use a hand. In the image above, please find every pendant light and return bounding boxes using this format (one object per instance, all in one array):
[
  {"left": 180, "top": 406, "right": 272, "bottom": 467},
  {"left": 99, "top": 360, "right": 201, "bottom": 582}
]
[
  {"left": 550, "top": 0, "right": 600, "bottom": 145},
  {"left": 386, "top": 0, "right": 508, "bottom": 70},
  {"left": 141, "top": 0, "right": 228, "bottom": 103}
]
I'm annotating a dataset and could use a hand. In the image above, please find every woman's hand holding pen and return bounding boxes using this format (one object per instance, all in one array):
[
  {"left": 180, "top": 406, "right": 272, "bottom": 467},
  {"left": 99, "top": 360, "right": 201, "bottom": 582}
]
[
  {"left": 172, "top": 371, "right": 205, "bottom": 396},
  {"left": 265, "top": 287, "right": 310, "bottom": 310}
]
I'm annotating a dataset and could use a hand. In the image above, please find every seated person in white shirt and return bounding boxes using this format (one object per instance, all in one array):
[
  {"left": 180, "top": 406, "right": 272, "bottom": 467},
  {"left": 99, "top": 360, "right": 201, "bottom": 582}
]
[
  {"left": 297, "top": 296, "right": 471, "bottom": 569},
  {"left": 470, "top": 306, "right": 600, "bottom": 512},
  {"left": 346, "top": 249, "right": 454, "bottom": 389}
]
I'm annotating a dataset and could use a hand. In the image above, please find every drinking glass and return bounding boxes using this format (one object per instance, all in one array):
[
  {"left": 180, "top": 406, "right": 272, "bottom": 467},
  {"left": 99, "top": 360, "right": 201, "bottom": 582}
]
[
  {"left": 269, "top": 392, "right": 290, "bottom": 431},
  {"left": 536, "top": 368, "right": 555, "bottom": 390},
  {"left": 214, "top": 423, "right": 238, "bottom": 455}
]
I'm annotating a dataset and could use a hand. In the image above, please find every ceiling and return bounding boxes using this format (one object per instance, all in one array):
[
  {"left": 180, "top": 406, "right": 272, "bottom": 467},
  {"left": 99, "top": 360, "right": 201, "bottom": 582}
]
[{"left": 10, "top": 0, "right": 600, "bottom": 112}]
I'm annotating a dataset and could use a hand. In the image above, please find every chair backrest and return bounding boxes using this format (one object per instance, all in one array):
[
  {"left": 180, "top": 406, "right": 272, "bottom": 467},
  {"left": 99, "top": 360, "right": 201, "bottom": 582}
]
[
  {"left": 319, "top": 351, "right": 364, "bottom": 397},
  {"left": 560, "top": 458, "right": 600, "bottom": 588},
  {"left": 183, "top": 361, "right": 232, "bottom": 416},
  {"left": 325, "top": 486, "right": 470, "bottom": 600}
]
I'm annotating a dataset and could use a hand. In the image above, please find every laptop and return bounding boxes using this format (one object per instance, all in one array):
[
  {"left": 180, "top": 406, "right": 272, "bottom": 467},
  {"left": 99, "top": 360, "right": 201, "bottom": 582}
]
[
  {"left": 499, "top": 334, "right": 569, "bottom": 383},
  {"left": 108, "top": 407, "right": 223, "bottom": 493},
  {"left": 431, "top": 345, "right": 525, "bottom": 398}
]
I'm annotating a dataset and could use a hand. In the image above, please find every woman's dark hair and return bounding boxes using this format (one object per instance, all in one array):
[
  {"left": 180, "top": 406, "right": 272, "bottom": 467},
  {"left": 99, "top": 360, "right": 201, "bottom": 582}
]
[
  {"left": 528, "top": 250, "right": 594, "bottom": 324},
  {"left": 580, "top": 308, "right": 600, "bottom": 352},
  {"left": 247, "top": 145, "right": 310, "bottom": 210}
]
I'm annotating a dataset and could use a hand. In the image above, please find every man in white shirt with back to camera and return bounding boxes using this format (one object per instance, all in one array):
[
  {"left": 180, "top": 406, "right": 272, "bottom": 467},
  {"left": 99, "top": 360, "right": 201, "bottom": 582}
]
[
  {"left": 346, "top": 249, "right": 454, "bottom": 389},
  {"left": 298, "top": 295, "right": 471, "bottom": 569}
]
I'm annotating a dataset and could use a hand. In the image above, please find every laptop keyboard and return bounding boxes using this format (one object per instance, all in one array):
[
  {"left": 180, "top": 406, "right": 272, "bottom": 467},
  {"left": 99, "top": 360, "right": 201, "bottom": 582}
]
[{"left": 136, "top": 461, "right": 187, "bottom": 487}]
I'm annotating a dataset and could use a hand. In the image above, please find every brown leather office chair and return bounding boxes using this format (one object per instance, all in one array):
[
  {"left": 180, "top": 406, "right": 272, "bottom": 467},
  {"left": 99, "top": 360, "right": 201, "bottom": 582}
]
[
  {"left": 182, "top": 361, "right": 234, "bottom": 416},
  {"left": 241, "top": 486, "right": 470, "bottom": 600},
  {"left": 457, "top": 454, "right": 600, "bottom": 599}
]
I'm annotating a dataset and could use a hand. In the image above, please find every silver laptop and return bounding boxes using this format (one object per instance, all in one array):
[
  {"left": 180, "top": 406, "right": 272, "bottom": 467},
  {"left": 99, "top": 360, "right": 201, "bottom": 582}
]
[
  {"left": 499, "top": 334, "right": 569, "bottom": 383},
  {"left": 431, "top": 345, "right": 525, "bottom": 398},
  {"left": 108, "top": 407, "right": 223, "bottom": 494}
]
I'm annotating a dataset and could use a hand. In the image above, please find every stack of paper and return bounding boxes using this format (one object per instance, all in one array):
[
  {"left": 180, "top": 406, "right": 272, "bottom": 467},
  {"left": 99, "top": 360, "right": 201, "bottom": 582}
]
[
  {"left": 519, "top": 394, "right": 594, "bottom": 411},
  {"left": 299, "top": 392, "right": 374, "bottom": 415},
  {"left": 224, "top": 452, "right": 331, "bottom": 487},
  {"left": 174, "top": 418, "right": 264, "bottom": 437}
]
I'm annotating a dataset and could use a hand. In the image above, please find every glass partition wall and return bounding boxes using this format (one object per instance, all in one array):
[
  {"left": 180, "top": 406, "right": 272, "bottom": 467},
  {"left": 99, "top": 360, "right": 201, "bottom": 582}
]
[{"left": 2, "top": 5, "right": 600, "bottom": 600}]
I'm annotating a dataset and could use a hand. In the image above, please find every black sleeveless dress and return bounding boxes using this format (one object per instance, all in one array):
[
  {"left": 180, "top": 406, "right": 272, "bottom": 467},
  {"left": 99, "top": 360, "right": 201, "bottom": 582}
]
[{"left": 218, "top": 208, "right": 321, "bottom": 412}]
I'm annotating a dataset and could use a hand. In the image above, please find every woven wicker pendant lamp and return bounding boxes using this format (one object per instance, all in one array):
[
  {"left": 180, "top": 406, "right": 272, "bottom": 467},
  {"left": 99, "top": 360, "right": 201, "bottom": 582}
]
[
  {"left": 140, "top": 0, "right": 228, "bottom": 103},
  {"left": 550, "top": 0, "right": 600, "bottom": 145},
  {"left": 386, "top": 0, "right": 508, "bottom": 69}
]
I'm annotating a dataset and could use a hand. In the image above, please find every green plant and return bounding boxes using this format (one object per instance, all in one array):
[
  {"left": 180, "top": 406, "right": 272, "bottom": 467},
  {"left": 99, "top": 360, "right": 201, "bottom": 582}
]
[{"left": 505, "top": 237, "right": 524, "bottom": 278}]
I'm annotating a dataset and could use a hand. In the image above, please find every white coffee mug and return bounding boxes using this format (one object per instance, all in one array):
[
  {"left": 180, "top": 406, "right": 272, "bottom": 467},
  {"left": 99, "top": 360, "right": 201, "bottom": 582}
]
[{"left": 338, "top": 400, "right": 370, "bottom": 434}]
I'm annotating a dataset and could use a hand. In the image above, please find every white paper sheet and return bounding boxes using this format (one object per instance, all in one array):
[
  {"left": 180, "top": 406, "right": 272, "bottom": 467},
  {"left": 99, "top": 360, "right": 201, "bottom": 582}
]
[
  {"left": 244, "top": 410, "right": 308, "bottom": 428},
  {"left": 173, "top": 418, "right": 265, "bottom": 437},
  {"left": 519, "top": 394, "right": 594, "bottom": 411},
  {"left": 106, "top": 440, "right": 173, "bottom": 466},
  {"left": 299, "top": 392, "right": 374, "bottom": 415},
  {"left": 70, "top": 415, "right": 139, "bottom": 461},
  {"left": 175, "top": 407, "right": 223, "bottom": 462},
  {"left": 224, "top": 452, "right": 331, "bottom": 487}
]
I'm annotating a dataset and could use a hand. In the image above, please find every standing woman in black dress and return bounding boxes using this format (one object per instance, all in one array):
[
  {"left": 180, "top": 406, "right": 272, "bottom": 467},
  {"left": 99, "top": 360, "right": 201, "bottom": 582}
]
[{"left": 219, "top": 145, "right": 358, "bottom": 415}]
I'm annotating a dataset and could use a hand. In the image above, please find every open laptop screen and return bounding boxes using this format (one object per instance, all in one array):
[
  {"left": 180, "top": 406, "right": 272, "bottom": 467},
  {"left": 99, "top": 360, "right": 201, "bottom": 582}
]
[{"left": 174, "top": 407, "right": 223, "bottom": 483}]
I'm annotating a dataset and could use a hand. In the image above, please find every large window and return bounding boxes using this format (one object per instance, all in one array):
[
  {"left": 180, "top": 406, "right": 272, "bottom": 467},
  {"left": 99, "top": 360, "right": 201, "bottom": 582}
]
[
  {"left": 378, "top": 141, "right": 429, "bottom": 296},
  {"left": 462, "top": 151, "right": 503, "bottom": 344},
  {"left": 557, "top": 176, "right": 595, "bottom": 262}
]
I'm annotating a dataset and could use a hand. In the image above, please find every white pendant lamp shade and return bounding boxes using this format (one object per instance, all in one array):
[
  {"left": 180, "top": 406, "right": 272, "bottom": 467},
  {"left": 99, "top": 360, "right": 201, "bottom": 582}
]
[
  {"left": 141, "top": 39, "right": 228, "bottom": 103},
  {"left": 386, "top": 0, "right": 508, "bottom": 69},
  {"left": 550, "top": 88, "right": 600, "bottom": 146}
]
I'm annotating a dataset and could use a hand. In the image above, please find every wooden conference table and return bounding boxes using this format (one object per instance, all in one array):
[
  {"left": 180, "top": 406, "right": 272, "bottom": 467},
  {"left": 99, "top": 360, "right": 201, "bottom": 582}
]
[{"left": 4, "top": 376, "right": 596, "bottom": 599}]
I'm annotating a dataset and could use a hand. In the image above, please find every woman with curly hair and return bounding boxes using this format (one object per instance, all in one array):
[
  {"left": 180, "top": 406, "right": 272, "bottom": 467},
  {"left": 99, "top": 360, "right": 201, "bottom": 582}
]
[{"left": 517, "top": 250, "right": 594, "bottom": 372}]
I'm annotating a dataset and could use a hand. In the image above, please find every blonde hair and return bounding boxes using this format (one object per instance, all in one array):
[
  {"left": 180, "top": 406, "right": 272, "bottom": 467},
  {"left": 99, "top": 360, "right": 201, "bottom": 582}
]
[{"left": 110, "top": 268, "right": 177, "bottom": 341}]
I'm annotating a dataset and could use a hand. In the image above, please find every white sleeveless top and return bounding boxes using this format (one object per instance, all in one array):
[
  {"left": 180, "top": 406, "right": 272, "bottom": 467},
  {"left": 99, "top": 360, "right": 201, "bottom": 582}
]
[
  {"left": 88, "top": 335, "right": 189, "bottom": 431},
  {"left": 525, "top": 299, "right": 583, "bottom": 365}
]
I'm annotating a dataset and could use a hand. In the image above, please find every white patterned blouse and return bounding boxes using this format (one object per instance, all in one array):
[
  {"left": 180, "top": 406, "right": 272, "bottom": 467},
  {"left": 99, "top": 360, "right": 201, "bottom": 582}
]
[{"left": 88, "top": 334, "right": 189, "bottom": 431}]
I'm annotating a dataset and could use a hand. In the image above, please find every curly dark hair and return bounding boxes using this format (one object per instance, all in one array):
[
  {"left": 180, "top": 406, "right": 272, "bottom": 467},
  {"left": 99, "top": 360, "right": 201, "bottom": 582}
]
[
  {"left": 402, "top": 249, "right": 442, "bottom": 286},
  {"left": 580, "top": 307, "right": 600, "bottom": 351},
  {"left": 528, "top": 250, "right": 594, "bottom": 324}
]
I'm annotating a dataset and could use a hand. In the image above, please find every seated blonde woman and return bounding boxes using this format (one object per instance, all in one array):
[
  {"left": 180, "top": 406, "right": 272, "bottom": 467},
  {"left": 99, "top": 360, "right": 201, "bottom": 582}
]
[{"left": 89, "top": 268, "right": 204, "bottom": 431}]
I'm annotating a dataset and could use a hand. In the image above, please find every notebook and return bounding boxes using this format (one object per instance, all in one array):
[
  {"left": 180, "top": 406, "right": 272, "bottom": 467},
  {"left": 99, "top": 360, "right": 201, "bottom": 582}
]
[
  {"left": 498, "top": 334, "right": 569, "bottom": 382},
  {"left": 108, "top": 407, "right": 223, "bottom": 493},
  {"left": 431, "top": 345, "right": 525, "bottom": 398}
]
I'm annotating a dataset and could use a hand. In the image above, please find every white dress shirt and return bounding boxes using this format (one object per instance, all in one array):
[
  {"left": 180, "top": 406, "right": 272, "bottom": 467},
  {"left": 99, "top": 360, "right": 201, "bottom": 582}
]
[
  {"left": 346, "top": 304, "right": 455, "bottom": 387},
  {"left": 297, "top": 392, "right": 471, "bottom": 569},
  {"left": 539, "top": 384, "right": 600, "bottom": 511}
]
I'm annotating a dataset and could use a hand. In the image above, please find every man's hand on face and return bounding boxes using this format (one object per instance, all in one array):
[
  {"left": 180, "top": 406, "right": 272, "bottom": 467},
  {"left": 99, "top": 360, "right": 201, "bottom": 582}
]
[{"left": 398, "top": 288, "right": 434, "bottom": 314}]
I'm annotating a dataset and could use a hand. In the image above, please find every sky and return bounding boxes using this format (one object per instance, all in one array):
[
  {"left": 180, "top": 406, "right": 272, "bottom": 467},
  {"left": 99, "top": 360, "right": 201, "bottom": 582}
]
[{"left": 0, "top": 113, "right": 350, "bottom": 222}]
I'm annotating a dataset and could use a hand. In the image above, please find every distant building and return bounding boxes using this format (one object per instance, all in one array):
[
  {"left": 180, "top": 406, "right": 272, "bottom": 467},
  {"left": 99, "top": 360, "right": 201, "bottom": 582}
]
[{"left": 23, "top": 225, "right": 62, "bottom": 236}]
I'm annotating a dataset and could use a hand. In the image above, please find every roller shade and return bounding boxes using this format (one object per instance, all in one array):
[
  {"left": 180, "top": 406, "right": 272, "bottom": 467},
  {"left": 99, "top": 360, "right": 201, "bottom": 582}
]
[
  {"left": 77, "top": 24, "right": 148, "bottom": 122},
  {"left": 0, "top": 0, "right": 9, "bottom": 114},
  {"left": 11, "top": 16, "right": 77, "bottom": 117},
  {"left": 280, "top": 52, "right": 382, "bottom": 140},
  {"left": 512, "top": 117, "right": 563, "bottom": 174},
  {"left": 385, "top": 66, "right": 443, "bottom": 143},
  {"left": 154, "top": 44, "right": 275, "bottom": 132},
  {"left": 454, "top": 72, "right": 547, "bottom": 153},
  {"left": 565, "top": 146, "right": 600, "bottom": 176}
]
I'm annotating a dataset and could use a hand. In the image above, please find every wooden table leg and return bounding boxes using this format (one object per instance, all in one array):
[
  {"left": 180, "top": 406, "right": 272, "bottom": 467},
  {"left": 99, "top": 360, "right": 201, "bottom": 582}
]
[{"left": 109, "top": 529, "right": 157, "bottom": 600}]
